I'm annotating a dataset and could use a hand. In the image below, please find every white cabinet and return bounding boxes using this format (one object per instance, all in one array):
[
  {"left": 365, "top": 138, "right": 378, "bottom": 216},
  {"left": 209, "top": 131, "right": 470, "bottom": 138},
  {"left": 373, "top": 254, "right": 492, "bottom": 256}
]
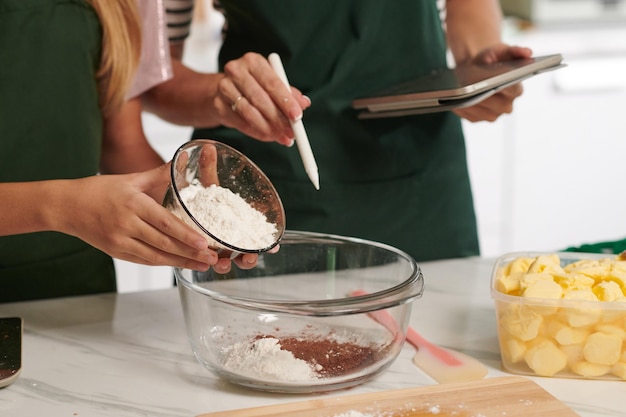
[{"left": 465, "top": 23, "right": 626, "bottom": 257}]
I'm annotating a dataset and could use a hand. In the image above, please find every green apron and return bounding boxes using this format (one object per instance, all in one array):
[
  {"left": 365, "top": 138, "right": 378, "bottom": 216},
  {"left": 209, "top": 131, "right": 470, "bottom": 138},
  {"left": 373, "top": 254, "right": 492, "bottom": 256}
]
[
  {"left": 195, "top": 0, "right": 479, "bottom": 263},
  {"left": 0, "top": 0, "right": 115, "bottom": 302}
]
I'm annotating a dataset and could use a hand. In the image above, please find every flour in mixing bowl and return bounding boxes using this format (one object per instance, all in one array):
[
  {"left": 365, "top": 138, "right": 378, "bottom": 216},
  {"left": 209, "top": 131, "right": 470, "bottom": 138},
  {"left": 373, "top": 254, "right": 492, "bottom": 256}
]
[
  {"left": 221, "top": 334, "right": 384, "bottom": 383},
  {"left": 178, "top": 181, "right": 277, "bottom": 249},
  {"left": 222, "top": 337, "right": 318, "bottom": 382}
]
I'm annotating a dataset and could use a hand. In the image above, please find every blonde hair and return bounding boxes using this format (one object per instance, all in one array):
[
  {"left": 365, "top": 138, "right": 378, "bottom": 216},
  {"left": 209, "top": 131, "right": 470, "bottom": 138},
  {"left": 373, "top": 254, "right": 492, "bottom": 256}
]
[{"left": 87, "top": 0, "right": 142, "bottom": 116}]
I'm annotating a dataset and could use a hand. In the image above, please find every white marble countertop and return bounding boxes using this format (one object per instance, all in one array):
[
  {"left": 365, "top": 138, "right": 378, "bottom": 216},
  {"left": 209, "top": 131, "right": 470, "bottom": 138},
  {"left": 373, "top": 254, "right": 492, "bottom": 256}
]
[{"left": 0, "top": 257, "right": 623, "bottom": 417}]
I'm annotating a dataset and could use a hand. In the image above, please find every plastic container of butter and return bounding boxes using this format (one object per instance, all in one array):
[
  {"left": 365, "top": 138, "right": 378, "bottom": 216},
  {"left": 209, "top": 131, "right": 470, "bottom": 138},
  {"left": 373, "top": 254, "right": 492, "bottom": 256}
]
[{"left": 490, "top": 251, "right": 626, "bottom": 381}]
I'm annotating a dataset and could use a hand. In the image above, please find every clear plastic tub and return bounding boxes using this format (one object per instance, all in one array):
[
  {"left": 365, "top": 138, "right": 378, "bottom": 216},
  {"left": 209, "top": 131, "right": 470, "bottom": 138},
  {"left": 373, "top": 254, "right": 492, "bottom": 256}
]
[{"left": 491, "top": 251, "right": 626, "bottom": 381}]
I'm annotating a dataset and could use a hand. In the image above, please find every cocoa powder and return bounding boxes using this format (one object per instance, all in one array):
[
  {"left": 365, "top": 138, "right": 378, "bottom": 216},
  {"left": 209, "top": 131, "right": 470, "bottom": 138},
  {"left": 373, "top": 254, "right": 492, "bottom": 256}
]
[{"left": 255, "top": 335, "right": 387, "bottom": 378}]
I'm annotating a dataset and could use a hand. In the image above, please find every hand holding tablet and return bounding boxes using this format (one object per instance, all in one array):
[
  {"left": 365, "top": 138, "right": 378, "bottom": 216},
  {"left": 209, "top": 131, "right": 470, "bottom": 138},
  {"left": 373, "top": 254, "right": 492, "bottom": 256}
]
[{"left": 352, "top": 54, "right": 565, "bottom": 119}]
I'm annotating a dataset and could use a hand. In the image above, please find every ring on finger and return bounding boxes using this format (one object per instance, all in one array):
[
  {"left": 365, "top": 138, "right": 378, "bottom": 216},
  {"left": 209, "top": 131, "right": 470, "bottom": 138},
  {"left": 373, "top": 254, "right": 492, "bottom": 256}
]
[{"left": 231, "top": 95, "right": 244, "bottom": 112}]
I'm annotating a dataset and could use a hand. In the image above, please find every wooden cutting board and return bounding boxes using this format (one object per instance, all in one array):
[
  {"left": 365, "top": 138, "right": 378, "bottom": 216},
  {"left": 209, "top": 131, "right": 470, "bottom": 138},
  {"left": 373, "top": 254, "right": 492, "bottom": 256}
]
[{"left": 197, "top": 376, "right": 580, "bottom": 417}]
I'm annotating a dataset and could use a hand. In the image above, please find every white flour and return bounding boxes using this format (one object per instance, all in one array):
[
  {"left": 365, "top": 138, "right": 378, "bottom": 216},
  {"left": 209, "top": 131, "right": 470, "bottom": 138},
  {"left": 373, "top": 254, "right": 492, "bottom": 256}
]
[
  {"left": 178, "top": 181, "right": 277, "bottom": 249},
  {"left": 221, "top": 337, "right": 318, "bottom": 382}
]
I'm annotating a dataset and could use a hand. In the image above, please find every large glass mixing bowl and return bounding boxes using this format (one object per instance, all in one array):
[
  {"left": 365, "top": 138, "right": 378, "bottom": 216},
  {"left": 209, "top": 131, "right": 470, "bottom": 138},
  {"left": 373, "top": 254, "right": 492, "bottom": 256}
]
[{"left": 175, "top": 231, "right": 424, "bottom": 393}]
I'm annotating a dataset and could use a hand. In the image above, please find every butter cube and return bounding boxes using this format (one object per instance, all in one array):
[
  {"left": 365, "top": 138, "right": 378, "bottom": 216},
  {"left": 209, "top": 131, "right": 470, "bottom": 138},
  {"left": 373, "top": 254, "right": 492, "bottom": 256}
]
[
  {"left": 611, "top": 260, "right": 626, "bottom": 273},
  {"left": 524, "top": 340, "right": 567, "bottom": 376},
  {"left": 570, "top": 361, "right": 611, "bottom": 378},
  {"left": 553, "top": 273, "right": 595, "bottom": 292},
  {"left": 500, "top": 335, "right": 527, "bottom": 364},
  {"left": 496, "top": 271, "right": 523, "bottom": 295},
  {"left": 601, "top": 302, "right": 626, "bottom": 323},
  {"left": 594, "top": 324, "right": 626, "bottom": 340},
  {"left": 593, "top": 281, "right": 625, "bottom": 302},
  {"left": 564, "top": 259, "right": 599, "bottom": 272},
  {"left": 571, "top": 266, "right": 610, "bottom": 283},
  {"left": 612, "top": 362, "right": 626, "bottom": 380},
  {"left": 548, "top": 322, "right": 589, "bottom": 346},
  {"left": 521, "top": 279, "right": 562, "bottom": 315},
  {"left": 560, "top": 344, "right": 584, "bottom": 365},
  {"left": 609, "top": 267, "right": 626, "bottom": 289},
  {"left": 563, "top": 288, "right": 599, "bottom": 302},
  {"left": 583, "top": 332, "right": 622, "bottom": 365},
  {"left": 500, "top": 304, "right": 543, "bottom": 341},
  {"left": 523, "top": 279, "right": 563, "bottom": 299},
  {"left": 507, "top": 257, "right": 534, "bottom": 274},
  {"left": 528, "top": 255, "right": 563, "bottom": 274},
  {"left": 560, "top": 290, "right": 601, "bottom": 327}
]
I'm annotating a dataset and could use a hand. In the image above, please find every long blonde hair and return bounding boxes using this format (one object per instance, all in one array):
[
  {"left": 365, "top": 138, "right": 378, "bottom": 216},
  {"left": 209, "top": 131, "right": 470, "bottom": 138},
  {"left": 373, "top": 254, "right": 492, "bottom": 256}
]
[{"left": 87, "top": 0, "right": 142, "bottom": 116}]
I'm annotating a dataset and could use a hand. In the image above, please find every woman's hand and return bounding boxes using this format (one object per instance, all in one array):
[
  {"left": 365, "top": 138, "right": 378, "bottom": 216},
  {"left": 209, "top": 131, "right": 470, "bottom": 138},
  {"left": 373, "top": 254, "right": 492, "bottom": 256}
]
[
  {"left": 213, "top": 52, "right": 311, "bottom": 145},
  {"left": 454, "top": 44, "right": 533, "bottom": 122},
  {"left": 51, "top": 162, "right": 259, "bottom": 272},
  {"left": 52, "top": 164, "right": 218, "bottom": 270}
]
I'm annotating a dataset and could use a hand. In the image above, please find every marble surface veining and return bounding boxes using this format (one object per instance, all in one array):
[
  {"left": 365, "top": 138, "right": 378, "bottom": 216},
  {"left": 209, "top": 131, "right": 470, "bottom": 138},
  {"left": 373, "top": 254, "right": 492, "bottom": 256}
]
[{"left": 0, "top": 257, "right": 623, "bottom": 417}]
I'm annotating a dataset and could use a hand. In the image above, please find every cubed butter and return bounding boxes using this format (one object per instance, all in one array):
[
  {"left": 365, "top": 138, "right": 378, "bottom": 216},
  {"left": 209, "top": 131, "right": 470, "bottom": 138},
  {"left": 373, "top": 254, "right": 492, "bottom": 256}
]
[
  {"left": 496, "top": 254, "right": 626, "bottom": 380},
  {"left": 571, "top": 266, "right": 610, "bottom": 283},
  {"left": 560, "top": 307, "right": 602, "bottom": 328},
  {"left": 563, "top": 259, "right": 599, "bottom": 273},
  {"left": 548, "top": 321, "right": 589, "bottom": 345},
  {"left": 507, "top": 257, "right": 534, "bottom": 274},
  {"left": 570, "top": 361, "right": 611, "bottom": 378},
  {"left": 594, "top": 323, "right": 626, "bottom": 339},
  {"left": 500, "top": 335, "right": 527, "bottom": 364},
  {"left": 601, "top": 304, "right": 626, "bottom": 323},
  {"left": 524, "top": 340, "right": 568, "bottom": 376},
  {"left": 528, "top": 255, "right": 563, "bottom": 274},
  {"left": 583, "top": 332, "right": 622, "bottom": 365},
  {"left": 496, "top": 271, "right": 523, "bottom": 295},
  {"left": 611, "top": 362, "right": 626, "bottom": 380},
  {"left": 561, "top": 291, "right": 601, "bottom": 327},
  {"left": 500, "top": 303, "right": 543, "bottom": 341},
  {"left": 560, "top": 344, "right": 584, "bottom": 365},
  {"left": 593, "top": 281, "right": 625, "bottom": 302},
  {"left": 608, "top": 269, "right": 626, "bottom": 289},
  {"left": 553, "top": 273, "right": 595, "bottom": 292},
  {"left": 522, "top": 279, "right": 563, "bottom": 299}
]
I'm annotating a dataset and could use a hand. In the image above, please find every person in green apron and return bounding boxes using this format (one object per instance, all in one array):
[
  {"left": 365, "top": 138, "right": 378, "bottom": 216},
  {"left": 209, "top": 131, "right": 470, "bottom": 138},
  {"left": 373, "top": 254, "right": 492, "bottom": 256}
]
[
  {"left": 0, "top": 0, "right": 229, "bottom": 303},
  {"left": 144, "top": 0, "right": 532, "bottom": 262}
]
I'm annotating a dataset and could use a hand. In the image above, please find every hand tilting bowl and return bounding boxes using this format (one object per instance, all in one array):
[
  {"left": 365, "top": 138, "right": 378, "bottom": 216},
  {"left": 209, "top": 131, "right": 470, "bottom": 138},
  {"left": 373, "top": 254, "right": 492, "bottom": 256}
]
[
  {"left": 163, "top": 139, "right": 285, "bottom": 255},
  {"left": 175, "top": 231, "right": 424, "bottom": 393}
]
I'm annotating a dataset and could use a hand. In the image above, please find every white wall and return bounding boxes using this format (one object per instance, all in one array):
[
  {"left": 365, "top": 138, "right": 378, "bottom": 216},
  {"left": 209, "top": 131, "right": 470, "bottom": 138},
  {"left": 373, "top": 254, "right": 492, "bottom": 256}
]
[{"left": 465, "top": 21, "right": 626, "bottom": 257}]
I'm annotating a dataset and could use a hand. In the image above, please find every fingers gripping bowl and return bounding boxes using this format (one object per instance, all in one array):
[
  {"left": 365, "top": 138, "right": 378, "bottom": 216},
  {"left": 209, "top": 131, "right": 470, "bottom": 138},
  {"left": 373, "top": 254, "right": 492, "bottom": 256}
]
[
  {"left": 175, "top": 231, "right": 424, "bottom": 393},
  {"left": 163, "top": 139, "right": 285, "bottom": 254}
]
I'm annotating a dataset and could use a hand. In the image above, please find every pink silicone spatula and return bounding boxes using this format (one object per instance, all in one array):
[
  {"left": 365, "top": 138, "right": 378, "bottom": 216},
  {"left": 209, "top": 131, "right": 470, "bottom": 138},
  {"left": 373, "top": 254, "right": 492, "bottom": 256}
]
[{"left": 350, "top": 290, "right": 488, "bottom": 384}]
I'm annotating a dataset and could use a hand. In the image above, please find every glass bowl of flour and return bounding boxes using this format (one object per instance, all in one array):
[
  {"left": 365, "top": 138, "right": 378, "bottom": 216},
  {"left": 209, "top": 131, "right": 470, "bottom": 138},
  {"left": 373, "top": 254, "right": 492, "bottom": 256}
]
[
  {"left": 174, "top": 230, "right": 424, "bottom": 393},
  {"left": 163, "top": 139, "right": 285, "bottom": 254}
]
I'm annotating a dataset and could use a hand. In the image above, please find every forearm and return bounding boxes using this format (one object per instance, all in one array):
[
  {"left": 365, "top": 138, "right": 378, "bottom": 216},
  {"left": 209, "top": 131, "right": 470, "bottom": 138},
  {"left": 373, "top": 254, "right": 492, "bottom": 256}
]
[
  {"left": 142, "top": 58, "right": 225, "bottom": 128},
  {"left": 445, "top": 0, "right": 503, "bottom": 64},
  {"left": 0, "top": 180, "right": 73, "bottom": 236}
]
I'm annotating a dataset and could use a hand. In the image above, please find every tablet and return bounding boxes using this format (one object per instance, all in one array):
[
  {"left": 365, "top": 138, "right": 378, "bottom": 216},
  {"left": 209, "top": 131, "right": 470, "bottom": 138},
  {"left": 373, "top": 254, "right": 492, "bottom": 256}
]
[{"left": 352, "top": 54, "right": 564, "bottom": 119}]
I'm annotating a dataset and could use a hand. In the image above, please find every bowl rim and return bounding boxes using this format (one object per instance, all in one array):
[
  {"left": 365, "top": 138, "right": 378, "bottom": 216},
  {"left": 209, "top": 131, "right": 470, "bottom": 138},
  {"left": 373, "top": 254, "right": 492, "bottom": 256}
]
[
  {"left": 169, "top": 138, "right": 286, "bottom": 253},
  {"left": 174, "top": 230, "right": 424, "bottom": 316},
  {"left": 490, "top": 250, "right": 626, "bottom": 310}
]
